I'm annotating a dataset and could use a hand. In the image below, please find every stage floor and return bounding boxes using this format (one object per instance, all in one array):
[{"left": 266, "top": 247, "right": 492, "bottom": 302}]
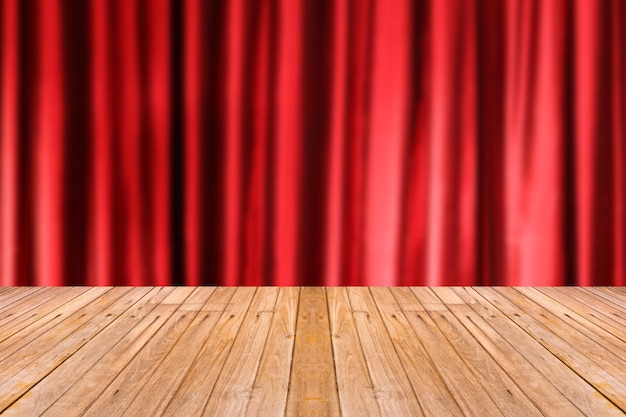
[{"left": 0, "top": 286, "right": 624, "bottom": 416}]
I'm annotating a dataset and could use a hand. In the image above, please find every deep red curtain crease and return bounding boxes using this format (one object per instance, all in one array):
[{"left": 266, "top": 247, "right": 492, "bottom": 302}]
[{"left": 1, "top": 0, "right": 625, "bottom": 286}]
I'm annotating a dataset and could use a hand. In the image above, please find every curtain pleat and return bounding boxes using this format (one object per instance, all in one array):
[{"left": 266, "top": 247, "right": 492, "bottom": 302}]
[{"left": 1, "top": 0, "right": 625, "bottom": 286}]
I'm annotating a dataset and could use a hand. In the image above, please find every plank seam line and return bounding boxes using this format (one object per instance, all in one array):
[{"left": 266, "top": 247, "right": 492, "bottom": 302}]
[
  {"left": 407, "top": 287, "right": 501, "bottom": 416},
  {"left": 343, "top": 288, "right": 383, "bottom": 417},
  {"left": 74, "top": 287, "right": 196, "bottom": 417},
  {"left": 509, "top": 287, "right": 626, "bottom": 373},
  {"left": 474, "top": 287, "right": 626, "bottom": 414},
  {"left": 198, "top": 287, "right": 261, "bottom": 417},
  {"left": 283, "top": 286, "right": 304, "bottom": 417},
  {"left": 159, "top": 287, "right": 238, "bottom": 415},
  {"left": 369, "top": 287, "right": 427, "bottom": 416},
  {"left": 242, "top": 287, "right": 287, "bottom": 417},
  {"left": 1, "top": 287, "right": 146, "bottom": 415},
  {"left": 325, "top": 287, "right": 345, "bottom": 417}
]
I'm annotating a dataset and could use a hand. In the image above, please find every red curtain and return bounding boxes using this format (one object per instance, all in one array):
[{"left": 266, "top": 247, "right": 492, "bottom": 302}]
[{"left": 1, "top": 0, "right": 624, "bottom": 286}]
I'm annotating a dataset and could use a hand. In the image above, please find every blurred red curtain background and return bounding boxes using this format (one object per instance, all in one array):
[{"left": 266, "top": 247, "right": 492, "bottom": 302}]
[{"left": 1, "top": 0, "right": 625, "bottom": 286}]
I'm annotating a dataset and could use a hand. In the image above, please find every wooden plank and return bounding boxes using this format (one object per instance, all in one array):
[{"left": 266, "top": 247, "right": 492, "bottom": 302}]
[
  {"left": 408, "top": 286, "right": 446, "bottom": 311},
  {"left": 0, "top": 287, "right": 42, "bottom": 310},
  {"left": 40, "top": 289, "right": 185, "bottom": 417},
  {"left": 0, "top": 287, "right": 111, "bottom": 360},
  {"left": 201, "top": 287, "right": 280, "bottom": 416},
  {"left": 431, "top": 288, "right": 560, "bottom": 416},
  {"left": 79, "top": 287, "right": 199, "bottom": 417},
  {"left": 286, "top": 287, "right": 341, "bottom": 417},
  {"left": 372, "top": 287, "right": 463, "bottom": 416},
  {"left": 326, "top": 287, "right": 380, "bottom": 417},
  {"left": 431, "top": 287, "right": 585, "bottom": 417},
  {"left": 0, "top": 287, "right": 119, "bottom": 362},
  {"left": 391, "top": 286, "right": 426, "bottom": 311},
  {"left": 245, "top": 287, "right": 299, "bottom": 417},
  {"left": 430, "top": 286, "right": 465, "bottom": 305},
  {"left": 160, "top": 286, "right": 198, "bottom": 305},
  {"left": 178, "top": 286, "right": 219, "bottom": 311},
  {"left": 1, "top": 287, "right": 174, "bottom": 417},
  {"left": 0, "top": 288, "right": 11, "bottom": 301},
  {"left": 0, "top": 288, "right": 49, "bottom": 332},
  {"left": 584, "top": 287, "right": 626, "bottom": 314},
  {"left": 1, "top": 286, "right": 625, "bottom": 416},
  {"left": 0, "top": 287, "right": 42, "bottom": 311},
  {"left": 346, "top": 287, "right": 423, "bottom": 417},
  {"left": 0, "top": 287, "right": 89, "bottom": 341},
  {"left": 161, "top": 287, "right": 257, "bottom": 417},
  {"left": 475, "top": 287, "right": 626, "bottom": 411},
  {"left": 536, "top": 287, "right": 626, "bottom": 343},
  {"left": 565, "top": 287, "right": 626, "bottom": 320},
  {"left": 120, "top": 288, "right": 236, "bottom": 417},
  {"left": 578, "top": 287, "right": 626, "bottom": 326},
  {"left": 497, "top": 287, "right": 626, "bottom": 374},
  {"left": 0, "top": 287, "right": 68, "bottom": 331},
  {"left": 402, "top": 287, "right": 504, "bottom": 417},
  {"left": 0, "top": 287, "right": 147, "bottom": 411},
  {"left": 451, "top": 287, "right": 626, "bottom": 416},
  {"left": 517, "top": 287, "right": 626, "bottom": 356},
  {"left": 0, "top": 287, "right": 15, "bottom": 298},
  {"left": 602, "top": 286, "right": 626, "bottom": 300},
  {"left": 427, "top": 309, "right": 544, "bottom": 416}
]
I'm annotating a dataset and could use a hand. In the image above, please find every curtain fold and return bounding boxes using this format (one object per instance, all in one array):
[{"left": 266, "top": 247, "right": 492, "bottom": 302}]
[{"left": 1, "top": 0, "right": 624, "bottom": 286}]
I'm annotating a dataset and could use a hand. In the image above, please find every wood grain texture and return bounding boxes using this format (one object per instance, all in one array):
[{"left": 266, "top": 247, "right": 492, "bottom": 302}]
[
  {"left": 0, "top": 287, "right": 142, "bottom": 410},
  {"left": 400, "top": 287, "right": 504, "bottom": 417},
  {"left": 80, "top": 287, "right": 198, "bottom": 417},
  {"left": 453, "top": 287, "right": 625, "bottom": 417},
  {"left": 121, "top": 287, "right": 224, "bottom": 417},
  {"left": 0, "top": 286, "right": 624, "bottom": 416},
  {"left": 417, "top": 300, "right": 544, "bottom": 416},
  {"left": 475, "top": 287, "right": 626, "bottom": 411},
  {"left": 0, "top": 287, "right": 110, "bottom": 362},
  {"left": 0, "top": 287, "right": 65, "bottom": 330},
  {"left": 431, "top": 287, "right": 586, "bottom": 417},
  {"left": 41, "top": 289, "right": 180, "bottom": 416},
  {"left": 2, "top": 287, "right": 173, "bottom": 417},
  {"left": 372, "top": 287, "right": 463, "bottom": 417},
  {"left": 160, "top": 287, "right": 256, "bottom": 417},
  {"left": 246, "top": 287, "right": 299, "bottom": 417},
  {"left": 0, "top": 287, "right": 89, "bottom": 343},
  {"left": 202, "top": 287, "right": 279, "bottom": 417},
  {"left": 536, "top": 287, "right": 626, "bottom": 343},
  {"left": 576, "top": 287, "right": 626, "bottom": 327},
  {"left": 327, "top": 287, "right": 380, "bottom": 417},
  {"left": 0, "top": 288, "right": 42, "bottom": 311},
  {"left": 286, "top": 287, "right": 340, "bottom": 417},
  {"left": 517, "top": 287, "right": 626, "bottom": 357},
  {"left": 347, "top": 287, "right": 423, "bottom": 417},
  {"left": 584, "top": 287, "right": 626, "bottom": 316}
]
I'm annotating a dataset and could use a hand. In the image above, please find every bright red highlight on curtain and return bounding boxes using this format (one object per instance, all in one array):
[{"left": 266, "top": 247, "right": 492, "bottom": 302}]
[
  {"left": 1, "top": 0, "right": 625, "bottom": 286},
  {"left": 1, "top": 0, "right": 19, "bottom": 285}
]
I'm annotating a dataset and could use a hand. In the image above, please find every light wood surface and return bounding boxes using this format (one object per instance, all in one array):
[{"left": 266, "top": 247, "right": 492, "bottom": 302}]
[{"left": 0, "top": 286, "right": 625, "bottom": 416}]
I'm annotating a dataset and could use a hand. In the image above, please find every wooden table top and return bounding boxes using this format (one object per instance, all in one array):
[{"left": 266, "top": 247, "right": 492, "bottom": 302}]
[{"left": 0, "top": 286, "right": 624, "bottom": 416}]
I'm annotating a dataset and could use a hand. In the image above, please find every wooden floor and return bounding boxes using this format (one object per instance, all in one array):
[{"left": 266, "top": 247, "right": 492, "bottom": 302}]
[{"left": 0, "top": 287, "right": 625, "bottom": 416}]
